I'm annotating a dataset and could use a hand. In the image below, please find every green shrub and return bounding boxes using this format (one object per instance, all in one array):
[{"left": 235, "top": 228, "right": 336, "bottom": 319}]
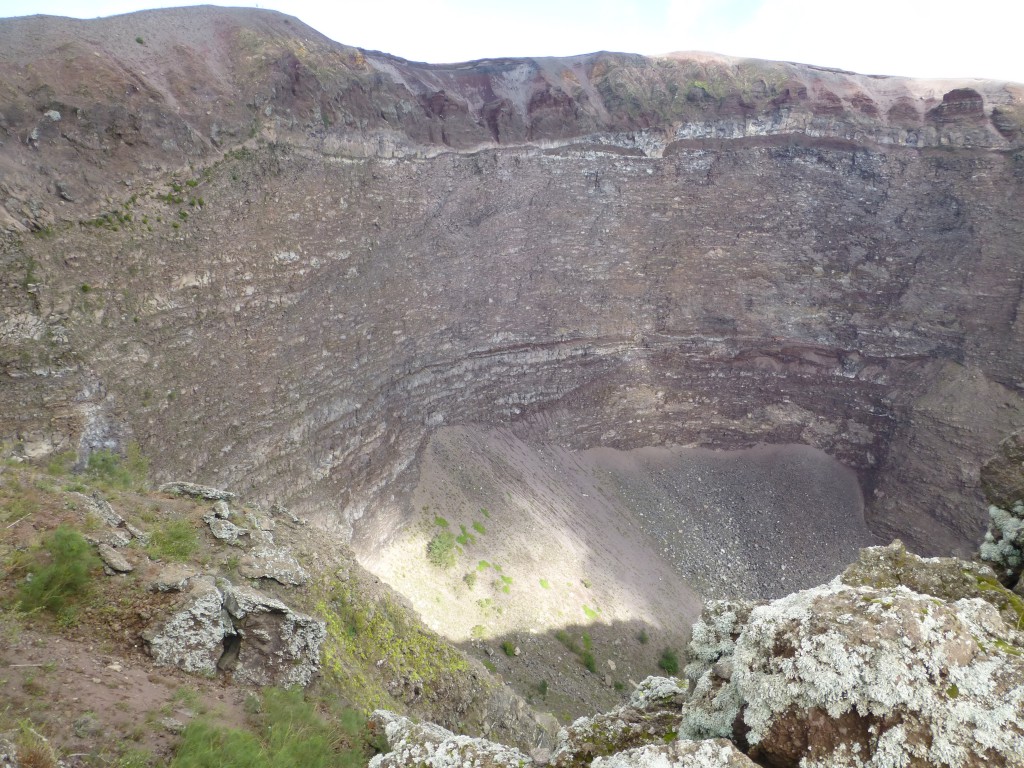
[
  {"left": 637, "top": 628, "right": 650, "bottom": 645},
  {"left": 171, "top": 687, "right": 365, "bottom": 768},
  {"left": 658, "top": 647, "right": 679, "bottom": 675},
  {"left": 84, "top": 444, "right": 148, "bottom": 490},
  {"left": 501, "top": 640, "right": 516, "bottom": 657},
  {"left": 581, "top": 650, "right": 597, "bottom": 673},
  {"left": 536, "top": 679, "right": 548, "bottom": 698},
  {"left": 426, "top": 531, "right": 457, "bottom": 569},
  {"left": 472, "top": 521, "right": 486, "bottom": 535},
  {"left": 147, "top": 519, "right": 198, "bottom": 562},
  {"left": 462, "top": 572, "right": 477, "bottom": 589},
  {"left": 18, "top": 526, "right": 100, "bottom": 613}
]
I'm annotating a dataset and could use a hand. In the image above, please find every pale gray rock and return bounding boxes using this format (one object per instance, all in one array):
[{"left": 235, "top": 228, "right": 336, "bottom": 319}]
[
  {"left": 220, "top": 583, "right": 326, "bottom": 687},
  {"left": 212, "top": 500, "right": 232, "bottom": 519},
  {"left": 71, "top": 492, "right": 124, "bottom": 528},
  {"left": 551, "top": 677, "right": 687, "bottom": 768},
  {"left": 238, "top": 547, "right": 308, "bottom": 586},
  {"left": 159, "top": 481, "right": 235, "bottom": 501},
  {"left": 125, "top": 522, "right": 150, "bottom": 544},
  {"left": 142, "top": 576, "right": 226, "bottom": 675},
  {"left": 97, "top": 543, "right": 133, "bottom": 573},
  {"left": 147, "top": 563, "right": 196, "bottom": 592},
  {"left": 143, "top": 578, "right": 324, "bottom": 686},
  {"left": 696, "top": 581, "right": 1024, "bottom": 767},
  {"left": 205, "top": 515, "right": 247, "bottom": 544},
  {"left": 369, "top": 710, "right": 533, "bottom": 768},
  {"left": 592, "top": 739, "right": 757, "bottom": 768}
]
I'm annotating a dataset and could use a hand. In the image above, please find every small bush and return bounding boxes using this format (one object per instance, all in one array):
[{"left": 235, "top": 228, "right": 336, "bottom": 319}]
[
  {"left": 472, "top": 520, "right": 486, "bottom": 535},
  {"left": 637, "top": 628, "right": 650, "bottom": 645},
  {"left": 84, "top": 444, "right": 148, "bottom": 490},
  {"left": 501, "top": 640, "right": 516, "bottom": 657},
  {"left": 171, "top": 687, "right": 365, "bottom": 768},
  {"left": 433, "top": 516, "right": 448, "bottom": 528},
  {"left": 18, "top": 526, "right": 100, "bottom": 614},
  {"left": 536, "top": 679, "right": 548, "bottom": 698},
  {"left": 15, "top": 722, "right": 59, "bottom": 768},
  {"left": 135, "top": 36, "right": 144, "bottom": 44},
  {"left": 581, "top": 650, "right": 597, "bottom": 673},
  {"left": 147, "top": 519, "right": 198, "bottom": 562},
  {"left": 539, "top": 578, "right": 550, "bottom": 589},
  {"left": 658, "top": 647, "right": 679, "bottom": 675},
  {"left": 426, "top": 531, "right": 457, "bottom": 569},
  {"left": 462, "top": 572, "right": 477, "bottom": 589}
]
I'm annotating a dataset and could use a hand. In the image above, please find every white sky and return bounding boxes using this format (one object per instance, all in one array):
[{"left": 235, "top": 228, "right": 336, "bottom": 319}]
[{"left": 2, "top": 0, "right": 1023, "bottom": 83}]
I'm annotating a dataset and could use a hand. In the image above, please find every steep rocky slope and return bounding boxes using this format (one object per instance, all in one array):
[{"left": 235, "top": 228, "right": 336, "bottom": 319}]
[{"left": 3, "top": 7, "right": 1024, "bottom": 591}]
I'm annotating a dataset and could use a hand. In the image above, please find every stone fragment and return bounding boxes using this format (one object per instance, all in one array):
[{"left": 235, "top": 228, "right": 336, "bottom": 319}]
[
  {"left": 142, "top": 577, "right": 227, "bottom": 675},
  {"left": 369, "top": 710, "right": 532, "bottom": 768},
  {"left": 592, "top": 739, "right": 758, "bottom": 768},
  {"left": 159, "top": 481, "right": 235, "bottom": 501},
  {"left": 142, "top": 577, "right": 324, "bottom": 687},
  {"left": 204, "top": 515, "right": 247, "bottom": 545},
  {"left": 220, "top": 583, "right": 326, "bottom": 687},
  {"left": 147, "top": 563, "right": 196, "bottom": 592},
  {"left": 125, "top": 523, "right": 150, "bottom": 544},
  {"left": 97, "top": 542, "right": 133, "bottom": 573},
  {"left": 72, "top": 492, "right": 124, "bottom": 527},
  {"left": 212, "top": 500, "right": 231, "bottom": 518},
  {"left": 238, "top": 547, "right": 308, "bottom": 586},
  {"left": 550, "top": 677, "right": 687, "bottom": 768}
]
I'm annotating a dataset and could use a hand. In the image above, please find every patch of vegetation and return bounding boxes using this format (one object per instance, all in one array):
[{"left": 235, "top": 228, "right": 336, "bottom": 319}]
[
  {"left": 170, "top": 687, "right": 366, "bottom": 768},
  {"left": 84, "top": 443, "right": 149, "bottom": 490},
  {"left": 539, "top": 578, "right": 550, "bottom": 589},
  {"left": 433, "top": 516, "right": 449, "bottom": 528},
  {"left": 426, "top": 531, "right": 457, "bottom": 569},
  {"left": 472, "top": 520, "right": 486, "bottom": 535},
  {"left": 536, "top": 679, "right": 548, "bottom": 698},
  {"left": 15, "top": 721, "right": 59, "bottom": 768},
  {"left": 462, "top": 571, "right": 477, "bottom": 589},
  {"left": 477, "top": 560, "right": 491, "bottom": 572},
  {"left": 317, "top": 575, "right": 470, "bottom": 712},
  {"left": 637, "top": 628, "right": 650, "bottom": 645},
  {"left": 658, "top": 647, "right": 679, "bottom": 676},
  {"left": 146, "top": 519, "right": 199, "bottom": 562},
  {"left": 480, "top": 508, "right": 490, "bottom": 519},
  {"left": 582, "top": 604, "right": 600, "bottom": 620},
  {"left": 455, "top": 524, "right": 476, "bottom": 547},
  {"left": 16, "top": 526, "right": 100, "bottom": 615},
  {"left": 501, "top": 640, "right": 516, "bottom": 657},
  {"left": 135, "top": 36, "right": 144, "bottom": 44}
]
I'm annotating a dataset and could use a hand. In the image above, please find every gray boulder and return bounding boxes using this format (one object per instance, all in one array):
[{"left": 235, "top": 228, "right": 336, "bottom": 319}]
[
  {"left": 369, "top": 710, "right": 533, "bottom": 768},
  {"left": 159, "top": 481, "right": 235, "bottom": 501},
  {"left": 142, "top": 577, "right": 325, "bottom": 686},
  {"left": 142, "top": 577, "right": 227, "bottom": 675},
  {"left": 221, "top": 583, "right": 326, "bottom": 687},
  {"left": 238, "top": 547, "right": 309, "bottom": 586}
]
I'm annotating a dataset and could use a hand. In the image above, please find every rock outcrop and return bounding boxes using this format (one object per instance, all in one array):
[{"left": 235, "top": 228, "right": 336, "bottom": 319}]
[
  {"left": 980, "top": 429, "right": 1024, "bottom": 590},
  {"left": 142, "top": 576, "right": 325, "bottom": 686},
  {"left": 369, "top": 544, "right": 1024, "bottom": 768}
]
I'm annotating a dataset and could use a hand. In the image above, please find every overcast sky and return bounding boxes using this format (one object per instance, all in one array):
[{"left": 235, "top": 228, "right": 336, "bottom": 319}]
[{"left": 2, "top": 0, "right": 1022, "bottom": 83}]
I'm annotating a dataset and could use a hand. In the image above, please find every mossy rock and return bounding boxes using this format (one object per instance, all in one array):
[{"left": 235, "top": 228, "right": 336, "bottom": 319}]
[{"left": 841, "top": 540, "right": 1024, "bottom": 633}]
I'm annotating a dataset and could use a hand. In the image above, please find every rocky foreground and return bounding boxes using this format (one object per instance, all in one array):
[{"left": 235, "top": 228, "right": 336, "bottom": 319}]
[{"left": 369, "top": 541, "right": 1024, "bottom": 767}]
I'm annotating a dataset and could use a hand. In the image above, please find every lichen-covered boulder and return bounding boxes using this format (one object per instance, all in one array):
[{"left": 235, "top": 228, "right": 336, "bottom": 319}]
[
  {"left": 238, "top": 547, "right": 309, "bottom": 585},
  {"left": 221, "top": 583, "right": 326, "bottom": 687},
  {"left": 843, "top": 540, "right": 1024, "bottom": 628},
  {"left": 591, "top": 739, "right": 758, "bottom": 768},
  {"left": 143, "top": 578, "right": 325, "bottom": 686},
  {"left": 158, "top": 481, "right": 235, "bottom": 501},
  {"left": 142, "top": 576, "right": 227, "bottom": 674},
  {"left": 550, "top": 676, "right": 687, "bottom": 768},
  {"left": 729, "top": 582, "right": 1024, "bottom": 767},
  {"left": 679, "top": 600, "right": 757, "bottom": 742},
  {"left": 368, "top": 710, "right": 533, "bottom": 768},
  {"left": 980, "top": 503, "right": 1024, "bottom": 586}
]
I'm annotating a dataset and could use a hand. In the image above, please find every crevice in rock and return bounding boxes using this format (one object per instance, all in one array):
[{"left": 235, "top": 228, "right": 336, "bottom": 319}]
[{"left": 216, "top": 631, "right": 241, "bottom": 672}]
